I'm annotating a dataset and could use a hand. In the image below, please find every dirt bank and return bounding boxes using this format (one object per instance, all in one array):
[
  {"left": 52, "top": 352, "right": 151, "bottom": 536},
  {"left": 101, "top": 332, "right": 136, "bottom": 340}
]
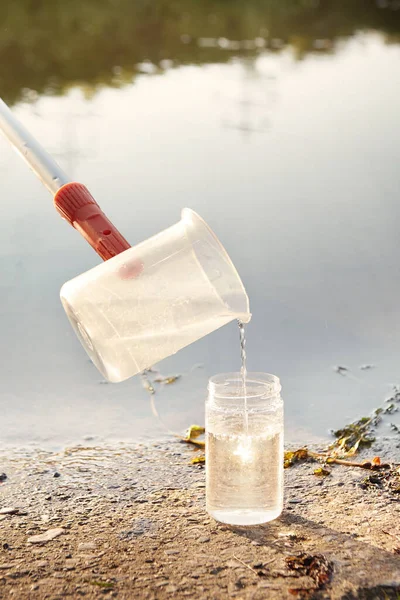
[{"left": 0, "top": 438, "right": 399, "bottom": 599}]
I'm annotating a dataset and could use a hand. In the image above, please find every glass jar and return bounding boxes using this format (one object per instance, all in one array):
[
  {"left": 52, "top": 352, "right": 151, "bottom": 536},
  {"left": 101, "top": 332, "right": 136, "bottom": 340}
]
[{"left": 206, "top": 372, "right": 283, "bottom": 525}]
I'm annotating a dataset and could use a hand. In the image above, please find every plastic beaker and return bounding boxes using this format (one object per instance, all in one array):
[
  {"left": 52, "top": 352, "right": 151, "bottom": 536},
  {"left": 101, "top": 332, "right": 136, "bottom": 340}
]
[{"left": 60, "top": 209, "right": 250, "bottom": 382}]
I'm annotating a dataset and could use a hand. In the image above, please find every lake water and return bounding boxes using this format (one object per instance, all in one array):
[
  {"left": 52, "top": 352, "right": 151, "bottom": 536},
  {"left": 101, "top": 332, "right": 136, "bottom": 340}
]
[{"left": 1, "top": 1, "right": 400, "bottom": 448}]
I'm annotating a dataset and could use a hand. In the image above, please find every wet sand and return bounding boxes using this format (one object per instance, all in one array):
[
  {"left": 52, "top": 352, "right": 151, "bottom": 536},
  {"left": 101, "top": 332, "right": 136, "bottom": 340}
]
[{"left": 0, "top": 438, "right": 399, "bottom": 599}]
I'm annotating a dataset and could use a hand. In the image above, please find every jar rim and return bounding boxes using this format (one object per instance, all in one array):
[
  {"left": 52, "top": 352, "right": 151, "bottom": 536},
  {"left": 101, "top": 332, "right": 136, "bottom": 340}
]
[{"left": 208, "top": 372, "right": 281, "bottom": 398}]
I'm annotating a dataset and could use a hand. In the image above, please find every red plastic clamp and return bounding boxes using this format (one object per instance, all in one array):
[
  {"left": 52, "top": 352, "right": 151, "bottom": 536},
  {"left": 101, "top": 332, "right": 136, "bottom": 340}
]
[{"left": 54, "top": 182, "right": 131, "bottom": 261}]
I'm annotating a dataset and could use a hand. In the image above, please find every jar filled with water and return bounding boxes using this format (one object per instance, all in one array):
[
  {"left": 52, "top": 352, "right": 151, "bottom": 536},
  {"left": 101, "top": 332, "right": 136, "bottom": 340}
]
[{"left": 206, "top": 372, "right": 283, "bottom": 525}]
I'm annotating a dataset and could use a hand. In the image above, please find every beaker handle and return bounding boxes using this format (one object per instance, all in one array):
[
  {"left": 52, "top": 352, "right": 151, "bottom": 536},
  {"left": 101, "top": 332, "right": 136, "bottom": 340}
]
[{"left": 54, "top": 182, "right": 131, "bottom": 261}]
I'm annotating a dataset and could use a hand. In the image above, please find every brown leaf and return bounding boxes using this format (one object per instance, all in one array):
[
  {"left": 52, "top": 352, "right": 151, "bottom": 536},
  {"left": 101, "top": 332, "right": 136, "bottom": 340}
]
[{"left": 286, "top": 553, "right": 333, "bottom": 591}]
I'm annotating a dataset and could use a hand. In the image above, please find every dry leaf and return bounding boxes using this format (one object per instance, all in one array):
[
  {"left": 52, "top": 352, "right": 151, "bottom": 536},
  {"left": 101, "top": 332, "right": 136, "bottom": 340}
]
[
  {"left": 183, "top": 424, "right": 206, "bottom": 450},
  {"left": 190, "top": 455, "right": 205, "bottom": 465},
  {"left": 286, "top": 553, "right": 333, "bottom": 591},
  {"left": 284, "top": 448, "right": 309, "bottom": 469},
  {"left": 185, "top": 425, "right": 205, "bottom": 440},
  {"left": 313, "top": 467, "right": 331, "bottom": 477},
  {"left": 154, "top": 375, "right": 181, "bottom": 385}
]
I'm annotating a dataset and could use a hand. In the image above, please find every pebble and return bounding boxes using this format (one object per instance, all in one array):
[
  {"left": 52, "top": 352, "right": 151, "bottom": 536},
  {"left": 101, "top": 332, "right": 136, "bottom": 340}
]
[
  {"left": 37, "top": 577, "right": 56, "bottom": 586},
  {"left": 278, "top": 531, "right": 295, "bottom": 538},
  {"left": 198, "top": 536, "right": 210, "bottom": 543},
  {"left": 0, "top": 508, "right": 19, "bottom": 515},
  {"left": 288, "top": 499, "right": 303, "bottom": 504},
  {"left": 165, "top": 549, "right": 180, "bottom": 555},
  {"left": 0, "top": 473, "right": 7, "bottom": 482},
  {"left": 78, "top": 542, "right": 96, "bottom": 551},
  {"left": 64, "top": 559, "right": 77, "bottom": 571},
  {"left": 53, "top": 472, "right": 61, "bottom": 478},
  {"left": 226, "top": 559, "right": 241, "bottom": 568},
  {"left": 41, "top": 514, "right": 51, "bottom": 522},
  {"left": 28, "top": 528, "right": 65, "bottom": 544}
]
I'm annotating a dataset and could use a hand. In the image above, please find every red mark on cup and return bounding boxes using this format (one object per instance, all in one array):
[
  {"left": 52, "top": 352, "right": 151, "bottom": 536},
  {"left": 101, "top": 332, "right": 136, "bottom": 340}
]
[{"left": 119, "top": 259, "right": 144, "bottom": 280}]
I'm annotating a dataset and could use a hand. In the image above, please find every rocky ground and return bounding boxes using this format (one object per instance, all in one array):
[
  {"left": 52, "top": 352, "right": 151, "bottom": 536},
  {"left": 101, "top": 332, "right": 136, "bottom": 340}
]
[{"left": 0, "top": 437, "right": 399, "bottom": 599}]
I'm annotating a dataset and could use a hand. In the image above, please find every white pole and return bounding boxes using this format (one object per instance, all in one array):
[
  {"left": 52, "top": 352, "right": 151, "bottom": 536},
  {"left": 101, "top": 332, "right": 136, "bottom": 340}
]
[{"left": 0, "top": 98, "right": 69, "bottom": 195}]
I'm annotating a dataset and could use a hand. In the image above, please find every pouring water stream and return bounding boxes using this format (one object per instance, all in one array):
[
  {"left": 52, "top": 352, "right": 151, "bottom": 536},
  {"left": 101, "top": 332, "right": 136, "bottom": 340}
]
[{"left": 238, "top": 320, "right": 249, "bottom": 433}]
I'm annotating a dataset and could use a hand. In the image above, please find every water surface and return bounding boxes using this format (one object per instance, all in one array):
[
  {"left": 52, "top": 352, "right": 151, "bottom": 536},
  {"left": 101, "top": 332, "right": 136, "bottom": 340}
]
[{"left": 1, "top": 1, "right": 400, "bottom": 447}]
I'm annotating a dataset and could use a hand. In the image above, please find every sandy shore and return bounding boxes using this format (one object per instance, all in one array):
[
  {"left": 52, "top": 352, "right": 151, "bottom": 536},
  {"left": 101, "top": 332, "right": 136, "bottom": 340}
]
[{"left": 0, "top": 437, "right": 399, "bottom": 599}]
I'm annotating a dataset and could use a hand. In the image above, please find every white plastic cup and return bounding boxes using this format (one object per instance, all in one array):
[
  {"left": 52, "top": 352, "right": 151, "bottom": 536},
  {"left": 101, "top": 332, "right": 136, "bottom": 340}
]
[{"left": 60, "top": 209, "right": 250, "bottom": 382}]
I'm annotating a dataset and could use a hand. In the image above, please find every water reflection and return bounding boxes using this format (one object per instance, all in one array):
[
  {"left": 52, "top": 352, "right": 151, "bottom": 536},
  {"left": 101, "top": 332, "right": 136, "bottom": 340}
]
[
  {"left": 50, "top": 107, "right": 99, "bottom": 178},
  {"left": 1, "top": 0, "right": 400, "bottom": 106},
  {"left": 1, "top": 1, "right": 400, "bottom": 447},
  {"left": 220, "top": 58, "right": 275, "bottom": 136}
]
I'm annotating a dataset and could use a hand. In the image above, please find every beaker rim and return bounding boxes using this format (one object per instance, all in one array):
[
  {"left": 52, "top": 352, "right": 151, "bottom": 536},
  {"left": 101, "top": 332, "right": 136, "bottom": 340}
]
[{"left": 208, "top": 372, "right": 281, "bottom": 398}]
